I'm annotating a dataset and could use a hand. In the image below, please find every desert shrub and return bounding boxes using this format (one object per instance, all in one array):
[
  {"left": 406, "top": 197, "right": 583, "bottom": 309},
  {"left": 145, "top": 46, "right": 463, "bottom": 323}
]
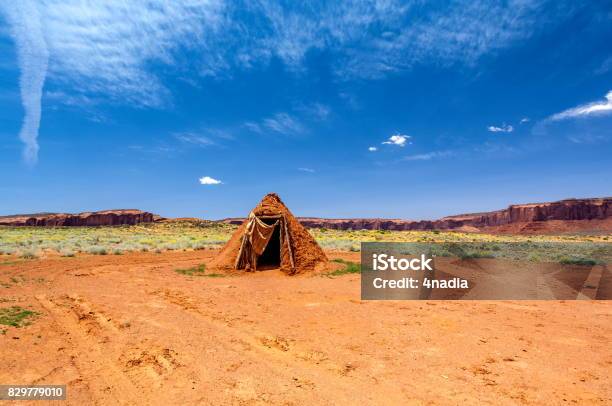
[
  {"left": 0, "top": 306, "right": 38, "bottom": 327},
  {"left": 112, "top": 248, "right": 123, "bottom": 255},
  {"left": 0, "top": 247, "right": 16, "bottom": 255},
  {"left": 163, "top": 243, "right": 180, "bottom": 251},
  {"left": 87, "top": 245, "right": 107, "bottom": 255},
  {"left": 527, "top": 253, "right": 542, "bottom": 262},
  {"left": 177, "top": 267, "right": 226, "bottom": 277},
  {"left": 459, "top": 251, "right": 495, "bottom": 260},
  {"left": 19, "top": 249, "right": 39, "bottom": 259},
  {"left": 60, "top": 249, "right": 75, "bottom": 257},
  {"left": 559, "top": 257, "right": 597, "bottom": 266},
  {"left": 327, "top": 259, "right": 361, "bottom": 276}
]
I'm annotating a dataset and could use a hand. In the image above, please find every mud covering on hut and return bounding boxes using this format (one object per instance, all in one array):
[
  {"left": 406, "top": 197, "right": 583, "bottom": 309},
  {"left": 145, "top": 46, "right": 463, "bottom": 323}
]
[{"left": 210, "top": 193, "right": 327, "bottom": 274}]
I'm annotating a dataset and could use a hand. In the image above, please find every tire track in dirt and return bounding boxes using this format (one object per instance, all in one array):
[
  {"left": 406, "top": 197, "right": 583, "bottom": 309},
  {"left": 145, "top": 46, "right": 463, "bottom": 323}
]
[
  {"left": 148, "top": 287, "right": 410, "bottom": 404},
  {"left": 35, "top": 294, "right": 143, "bottom": 405}
]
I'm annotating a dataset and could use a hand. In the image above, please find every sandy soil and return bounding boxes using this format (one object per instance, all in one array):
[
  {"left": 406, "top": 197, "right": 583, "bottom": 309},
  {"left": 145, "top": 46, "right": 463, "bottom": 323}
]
[{"left": 0, "top": 250, "right": 610, "bottom": 405}]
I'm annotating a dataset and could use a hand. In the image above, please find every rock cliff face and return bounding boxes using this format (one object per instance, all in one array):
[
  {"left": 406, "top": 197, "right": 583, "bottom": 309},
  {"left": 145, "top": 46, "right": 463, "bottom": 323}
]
[
  {"left": 443, "top": 197, "right": 611, "bottom": 228},
  {"left": 222, "top": 197, "right": 612, "bottom": 234},
  {"left": 0, "top": 210, "right": 154, "bottom": 227}
]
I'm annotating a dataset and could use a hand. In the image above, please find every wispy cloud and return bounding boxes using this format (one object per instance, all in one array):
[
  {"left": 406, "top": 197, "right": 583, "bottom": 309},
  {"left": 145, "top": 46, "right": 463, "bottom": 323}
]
[
  {"left": 403, "top": 150, "right": 452, "bottom": 161},
  {"left": 199, "top": 176, "right": 222, "bottom": 185},
  {"left": 296, "top": 103, "right": 331, "bottom": 121},
  {"left": 487, "top": 124, "right": 514, "bottom": 133},
  {"left": 567, "top": 134, "right": 607, "bottom": 145},
  {"left": 1, "top": 0, "right": 224, "bottom": 163},
  {"left": 1, "top": 1, "right": 575, "bottom": 162},
  {"left": 174, "top": 132, "right": 216, "bottom": 147},
  {"left": 368, "top": 146, "right": 377, "bottom": 152},
  {"left": 324, "top": 1, "right": 564, "bottom": 79},
  {"left": 264, "top": 113, "right": 304, "bottom": 134},
  {"left": 382, "top": 134, "right": 410, "bottom": 147},
  {"left": 297, "top": 167, "right": 315, "bottom": 173},
  {"left": 39, "top": 1, "right": 226, "bottom": 107},
  {"left": 1, "top": 1, "right": 49, "bottom": 164},
  {"left": 520, "top": 117, "right": 530, "bottom": 124},
  {"left": 549, "top": 91, "right": 612, "bottom": 121},
  {"left": 246, "top": 112, "right": 304, "bottom": 135},
  {"left": 595, "top": 56, "right": 612, "bottom": 75}
]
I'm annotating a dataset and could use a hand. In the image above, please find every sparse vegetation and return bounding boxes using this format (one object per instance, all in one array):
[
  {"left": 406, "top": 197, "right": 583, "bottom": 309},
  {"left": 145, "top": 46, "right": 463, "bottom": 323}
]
[
  {"left": 0, "top": 223, "right": 609, "bottom": 265},
  {"left": 327, "top": 259, "right": 361, "bottom": 276},
  {"left": 19, "top": 249, "right": 39, "bottom": 259},
  {"left": 175, "top": 264, "right": 207, "bottom": 276},
  {"left": 559, "top": 257, "right": 598, "bottom": 266},
  {"left": 175, "top": 264, "right": 226, "bottom": 278},
  {"left": 0, "top": 222, "right": 236, "bottom": 256},
  {"left": 0, "top": 306, "right": 38, "bottom": 328},
  {"left": 60, "top": 249, "right": 75, "bottom": 257},
  {"left": 458, "top": 251, "right": 496, "bottom": 260}
]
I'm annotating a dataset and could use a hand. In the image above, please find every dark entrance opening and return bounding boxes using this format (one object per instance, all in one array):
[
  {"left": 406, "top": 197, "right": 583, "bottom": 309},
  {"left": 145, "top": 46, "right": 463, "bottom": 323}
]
[{"left": 257, "top": 218, "right": 281, "bottom": 269}]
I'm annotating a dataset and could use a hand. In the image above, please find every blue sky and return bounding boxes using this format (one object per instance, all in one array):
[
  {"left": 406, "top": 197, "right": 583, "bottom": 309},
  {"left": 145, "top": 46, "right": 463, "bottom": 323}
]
[{"left": 1, "top": 1, "right": 611, "bottom": 220}]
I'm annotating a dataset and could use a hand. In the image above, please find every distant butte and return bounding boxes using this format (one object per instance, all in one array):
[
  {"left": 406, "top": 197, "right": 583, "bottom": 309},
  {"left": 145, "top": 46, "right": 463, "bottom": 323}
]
[
  {"left": 222, "top": 197, "right": 612, "bottom": 234},
  {"left": 1, "top": 197, "right": 611, "bottom": 234},
  {"left": 0, "top": 209, "right": 155, "bottom": 227}
]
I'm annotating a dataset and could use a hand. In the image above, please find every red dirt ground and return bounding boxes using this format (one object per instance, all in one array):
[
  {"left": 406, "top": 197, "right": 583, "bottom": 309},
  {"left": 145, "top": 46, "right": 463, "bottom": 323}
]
[{"left": 0, "top": 250, "right": 610, "bottom": 405}]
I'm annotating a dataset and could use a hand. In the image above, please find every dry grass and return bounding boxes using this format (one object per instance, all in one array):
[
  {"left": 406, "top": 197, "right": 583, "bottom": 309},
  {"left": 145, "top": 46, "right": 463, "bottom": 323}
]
[{"left": 0, "top": 221, "right": 609, "bottom": 259}]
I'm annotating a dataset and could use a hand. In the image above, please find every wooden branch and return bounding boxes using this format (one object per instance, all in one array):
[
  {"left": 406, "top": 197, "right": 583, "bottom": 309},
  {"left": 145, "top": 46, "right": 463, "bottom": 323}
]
[{"left": 283, "top": 217, "right": 296, "bottom": 274}]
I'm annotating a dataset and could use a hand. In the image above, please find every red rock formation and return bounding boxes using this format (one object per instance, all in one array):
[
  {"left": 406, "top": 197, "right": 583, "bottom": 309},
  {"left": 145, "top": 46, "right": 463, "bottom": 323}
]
[
  {"left": 0, "top": 209, "right": 154, "bottom": 227},
  {"left": 444, "top": 197, "right": 611, "bottom": 227},
  {"left": 221, "top": 197, "right": 612, "bottom": 234}
]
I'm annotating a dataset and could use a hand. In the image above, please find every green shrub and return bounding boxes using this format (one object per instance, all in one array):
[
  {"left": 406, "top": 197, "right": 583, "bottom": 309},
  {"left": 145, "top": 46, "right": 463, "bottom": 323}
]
[
  {"left": 327, "top": 259, "right": 361, "bottom": 276},
  {"left": 559, "top": 257, "right": 597, "bottom": 266},
  {"left": 0, "top": 306, "right": 38, "bottom": 327},
  {"left": 175, "top": 264, "right": 207, "bottom": 276},
  {"left": 459, "top": 251, "right": 495, "bottom": 260}
]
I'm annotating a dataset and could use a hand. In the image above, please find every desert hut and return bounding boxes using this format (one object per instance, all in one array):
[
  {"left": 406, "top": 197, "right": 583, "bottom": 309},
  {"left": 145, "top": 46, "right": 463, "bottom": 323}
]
[{"left": 210, "top": 193, "right": 327, "bottom": 274}]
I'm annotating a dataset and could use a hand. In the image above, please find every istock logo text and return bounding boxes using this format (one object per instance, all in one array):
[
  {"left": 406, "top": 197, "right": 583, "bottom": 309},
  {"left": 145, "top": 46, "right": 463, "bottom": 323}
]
[{"left": 372, "top": 253, "right": 433, "bottom": 271}]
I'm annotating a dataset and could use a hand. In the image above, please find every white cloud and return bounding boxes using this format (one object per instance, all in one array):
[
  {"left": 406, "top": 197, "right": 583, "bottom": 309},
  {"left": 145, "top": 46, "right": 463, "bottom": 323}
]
[
  {"left": 199, "top": 176, "right": 222, "bottom": 185},
  {"left": 520, "top": 117, "right": 530, "bottom": 123},
  {"left": 487, "top": 124, "right": 513, "bottom": 133},
  {"left": 549, "top": 91, "right": 612, "bottom": 121},
  {"left": 382, "top": 134, "right": 410, "bottom": 147},
  {"left": 368, "top": 146, "right": 377, "bottom": 151},
  {"left": 297, "top": 167, "right": 315, "bottom": 173},
  {"left": 1, "top": 1, "right": 49, "bottom": 164}
]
